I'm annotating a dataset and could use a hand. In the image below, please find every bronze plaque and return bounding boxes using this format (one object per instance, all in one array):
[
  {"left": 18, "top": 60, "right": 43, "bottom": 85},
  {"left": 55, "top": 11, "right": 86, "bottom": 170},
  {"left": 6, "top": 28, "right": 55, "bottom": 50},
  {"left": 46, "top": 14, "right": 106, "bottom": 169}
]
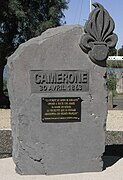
[
  {"left": 30, "top": 70, "right": 89, "bottom": 93},
  {"left": 42, "top": 97, "right": 81, "bottom": 122}
]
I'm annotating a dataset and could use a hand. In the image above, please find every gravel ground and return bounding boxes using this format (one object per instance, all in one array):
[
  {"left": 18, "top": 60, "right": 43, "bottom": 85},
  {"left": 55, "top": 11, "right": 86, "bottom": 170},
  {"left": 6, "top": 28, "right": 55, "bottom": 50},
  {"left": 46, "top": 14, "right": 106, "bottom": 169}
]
[
  {"left": 0, "top": 130, "right": 123, "bottom": 159},
  {"left": 105, "top": 131, "right": 123, "bottom": 158},
  {"left": 106, "top": 131, "right": 123, "bottom": 145},
  {"left": 0, "top": 130, "right": 12, "bottom": 158}
]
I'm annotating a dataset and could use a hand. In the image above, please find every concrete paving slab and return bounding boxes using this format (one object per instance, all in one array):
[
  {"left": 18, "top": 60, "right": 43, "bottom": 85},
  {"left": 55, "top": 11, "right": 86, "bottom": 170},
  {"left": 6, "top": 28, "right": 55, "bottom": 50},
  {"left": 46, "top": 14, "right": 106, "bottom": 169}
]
[
  {"left": 0, "top": 157, "right": 123, "bottom": 180},
  {"left": 107, "top": 110, "right": 123, "bottom": 131},
  {"left": 0, "top": 109, "right": 11, "bottom": 129}
]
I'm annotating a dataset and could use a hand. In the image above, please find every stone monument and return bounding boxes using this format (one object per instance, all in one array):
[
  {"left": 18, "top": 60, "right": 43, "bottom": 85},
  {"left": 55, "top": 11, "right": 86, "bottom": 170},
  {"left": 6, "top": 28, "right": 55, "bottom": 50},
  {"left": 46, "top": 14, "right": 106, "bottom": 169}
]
[{"left": 7, "top": 3, "right": 117, "bottom": 175}]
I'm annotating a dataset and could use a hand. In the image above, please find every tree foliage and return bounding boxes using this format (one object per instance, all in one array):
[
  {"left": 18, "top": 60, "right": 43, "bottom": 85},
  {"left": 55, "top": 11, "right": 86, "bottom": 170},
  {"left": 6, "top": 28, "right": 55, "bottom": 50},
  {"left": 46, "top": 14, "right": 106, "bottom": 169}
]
[
  {"left": 0, "top": 0, "right": 68, "bottom": 58},
  {"left": 118, "top": 46, "right": 123, "bottom": 56},
  {"left": 107, "top": 60, "right": 123, "bottom": 68},
  {"left": 0, "top": 0, "right": 68, "bottom": 106},
  {"left": 107, "top": 73, "right": 117, "bottom": 96},
  {"left": 108, "top": 47, "right": 117, "bottom": 56}
]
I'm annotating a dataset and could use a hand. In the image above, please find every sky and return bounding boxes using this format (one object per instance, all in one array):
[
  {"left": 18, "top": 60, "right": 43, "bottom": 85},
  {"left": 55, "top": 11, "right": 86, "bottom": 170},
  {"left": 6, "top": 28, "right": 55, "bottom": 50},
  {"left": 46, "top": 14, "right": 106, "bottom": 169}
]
[{"left": 64, "top": 0, "right": 123, "bottom": 49}]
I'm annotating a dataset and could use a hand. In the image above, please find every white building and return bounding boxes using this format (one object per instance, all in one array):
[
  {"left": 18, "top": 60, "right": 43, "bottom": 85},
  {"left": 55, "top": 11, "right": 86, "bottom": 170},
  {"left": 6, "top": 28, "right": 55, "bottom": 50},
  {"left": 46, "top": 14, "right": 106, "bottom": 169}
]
[{"left": 108, "top": 56, "right": 123, "bottom": 60}]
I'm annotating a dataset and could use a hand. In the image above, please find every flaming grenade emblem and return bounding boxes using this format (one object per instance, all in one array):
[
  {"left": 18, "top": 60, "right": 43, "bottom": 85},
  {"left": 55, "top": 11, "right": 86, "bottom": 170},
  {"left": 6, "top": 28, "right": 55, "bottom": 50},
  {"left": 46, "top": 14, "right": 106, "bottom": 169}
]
[{"left": 80, "top": 3, "right": 118, "bottom": 66}]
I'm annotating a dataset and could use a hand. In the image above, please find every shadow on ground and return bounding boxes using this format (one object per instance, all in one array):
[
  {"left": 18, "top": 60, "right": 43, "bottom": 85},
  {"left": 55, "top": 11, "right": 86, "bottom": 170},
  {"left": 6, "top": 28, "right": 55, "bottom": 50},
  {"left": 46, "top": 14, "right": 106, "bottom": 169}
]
[
  {"left": 113, "top": 97, "right": 123, "bottom": 110},
  {"left": 0, "top": 95, "right": 10, "bottom": 109},
  {"left": 103, "top": 144, "right": 123, "bottom": 169}
]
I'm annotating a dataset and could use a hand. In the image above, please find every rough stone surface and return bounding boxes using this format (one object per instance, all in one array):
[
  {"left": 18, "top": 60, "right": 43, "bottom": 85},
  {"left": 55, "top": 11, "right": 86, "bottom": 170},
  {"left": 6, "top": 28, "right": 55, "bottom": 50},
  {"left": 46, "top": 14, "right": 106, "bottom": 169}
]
[{"left": 7, "top": 25, "right": 107, "bottom": 175}]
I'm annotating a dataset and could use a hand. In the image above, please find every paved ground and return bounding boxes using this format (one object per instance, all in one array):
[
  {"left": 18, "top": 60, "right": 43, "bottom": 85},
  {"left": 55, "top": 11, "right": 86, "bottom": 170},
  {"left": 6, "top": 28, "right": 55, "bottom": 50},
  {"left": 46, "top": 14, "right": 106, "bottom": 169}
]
[
  {"left": 107, "top": 110, "right": 123, "bottom": 131},
  {"left": 0, "top": 109, "right": 10, "bottom": 129},
  {"left": 0, "top": 157, "right": 123, "bottom": 180}
]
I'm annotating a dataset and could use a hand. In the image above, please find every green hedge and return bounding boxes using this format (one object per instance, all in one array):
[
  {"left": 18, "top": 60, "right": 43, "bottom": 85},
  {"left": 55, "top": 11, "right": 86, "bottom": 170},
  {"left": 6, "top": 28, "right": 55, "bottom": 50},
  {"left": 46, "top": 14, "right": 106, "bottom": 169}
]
[{"left": 107, "top": 60, "right": 123, "bottom": 68}]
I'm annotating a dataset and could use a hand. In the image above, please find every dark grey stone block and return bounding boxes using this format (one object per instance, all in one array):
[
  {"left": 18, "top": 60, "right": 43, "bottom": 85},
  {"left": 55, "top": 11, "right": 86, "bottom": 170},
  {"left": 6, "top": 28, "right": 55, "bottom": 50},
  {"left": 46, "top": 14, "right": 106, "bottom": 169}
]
[{"left": 7, "top": 25, "right": 107, "bottom": 175}]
